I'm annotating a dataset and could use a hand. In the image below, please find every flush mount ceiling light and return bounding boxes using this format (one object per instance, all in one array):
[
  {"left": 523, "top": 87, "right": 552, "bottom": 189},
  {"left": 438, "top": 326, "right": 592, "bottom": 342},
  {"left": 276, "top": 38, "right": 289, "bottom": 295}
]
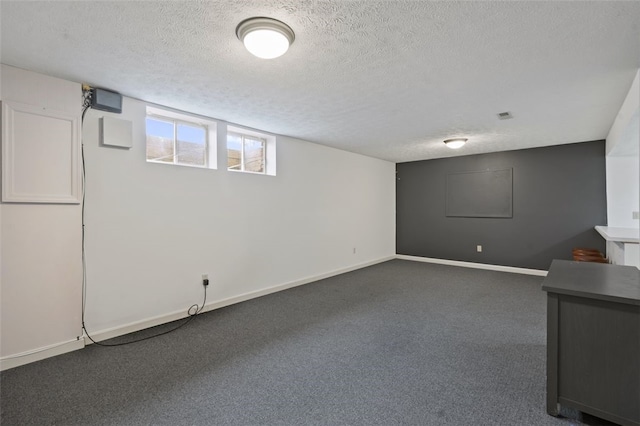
[
  {"left": 236, "top": 17, "right": 295, "bottom": 59},
  {"left": 443, "top": 138, "right": 468, "bottom": 149}
]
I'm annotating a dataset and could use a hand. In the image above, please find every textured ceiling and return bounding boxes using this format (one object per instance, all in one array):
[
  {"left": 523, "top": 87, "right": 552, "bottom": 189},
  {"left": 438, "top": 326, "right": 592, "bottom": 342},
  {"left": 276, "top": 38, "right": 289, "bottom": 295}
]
[{"left": 1, "top": 1, "right": 639, "bottom": 163}]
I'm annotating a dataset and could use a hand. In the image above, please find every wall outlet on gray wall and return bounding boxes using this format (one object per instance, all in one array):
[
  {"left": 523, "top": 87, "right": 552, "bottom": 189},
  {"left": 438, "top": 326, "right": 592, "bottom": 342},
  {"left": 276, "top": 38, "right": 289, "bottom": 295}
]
[
  {"left": 477, "top": 245, "right": 482, "bottom": 253},
  {"left": 633, "top": 211, "right": 639, "bottom": 220}
]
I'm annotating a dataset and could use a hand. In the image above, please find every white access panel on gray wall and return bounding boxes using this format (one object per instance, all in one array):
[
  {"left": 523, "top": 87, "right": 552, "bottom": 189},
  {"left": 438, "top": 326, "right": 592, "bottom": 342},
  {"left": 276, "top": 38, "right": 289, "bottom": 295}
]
[
  {"left": 99, "top": 116, "right": 132, "bottom": 149},
  {"left": 1, "top": 100, "right": 81, "bottom": 203}
]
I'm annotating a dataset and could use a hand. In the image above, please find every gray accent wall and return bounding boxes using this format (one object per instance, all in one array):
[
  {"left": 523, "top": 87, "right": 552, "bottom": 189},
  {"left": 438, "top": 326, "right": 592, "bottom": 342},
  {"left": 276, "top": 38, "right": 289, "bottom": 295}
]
[{"left": 396, "top": 141, "right": 607, "bottom": 270}]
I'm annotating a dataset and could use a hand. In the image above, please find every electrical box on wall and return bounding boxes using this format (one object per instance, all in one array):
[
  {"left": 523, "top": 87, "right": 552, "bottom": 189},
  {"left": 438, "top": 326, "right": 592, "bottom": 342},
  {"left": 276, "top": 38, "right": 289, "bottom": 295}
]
[
  {"left": 99, "top": 116, "right": 132, "bottom": 149},
  {"left": 90, "top": 88, "right": 122, "bottom": 113}
]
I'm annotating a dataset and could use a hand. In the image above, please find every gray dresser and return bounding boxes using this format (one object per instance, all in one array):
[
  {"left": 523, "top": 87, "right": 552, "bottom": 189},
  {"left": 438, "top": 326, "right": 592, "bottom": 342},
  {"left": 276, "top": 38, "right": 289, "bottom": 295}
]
[{"left": 542, "top": 260, "right": 640, "bottom": 426}]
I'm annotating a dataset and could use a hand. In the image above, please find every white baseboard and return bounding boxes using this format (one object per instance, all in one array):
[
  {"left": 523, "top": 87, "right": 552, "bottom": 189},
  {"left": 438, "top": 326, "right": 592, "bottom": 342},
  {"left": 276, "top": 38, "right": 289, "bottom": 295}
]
[
  {"left": 85, "top": 255, "right": 396, "bottom": 344},
  {"left": 1, "top": 338, "right": 85, "bottom": 371},
  {"left": 396, "top": 254, "right": 548, "bottom": 276}
]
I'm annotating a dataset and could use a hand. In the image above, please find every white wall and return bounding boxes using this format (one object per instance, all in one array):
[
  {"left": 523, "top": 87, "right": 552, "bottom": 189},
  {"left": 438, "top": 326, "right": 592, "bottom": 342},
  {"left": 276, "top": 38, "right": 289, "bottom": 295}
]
[
  {"left": 606, "top": 156, "right": 639, "bottom": 228},
  {"left": 0, "top": 66, "right": 84, "bottom": 365},
  {"left": 605, "top": 69, "right": 639, "bottom": 229},
  {"left": 0, "top": 65, "right": 396, "bottom": 366},
  {"left": 605, "top": 69, "right": 639, "bottom": 268}
]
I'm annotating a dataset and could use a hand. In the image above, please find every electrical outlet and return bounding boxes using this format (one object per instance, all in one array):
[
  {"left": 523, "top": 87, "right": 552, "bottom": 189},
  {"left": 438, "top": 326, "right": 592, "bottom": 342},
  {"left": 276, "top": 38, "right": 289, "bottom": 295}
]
[
  {"left": 202, "top": 274, "right": 208, "bottom": 280},
  {"left": 477, "top": 245, "right": 482, "bottom": 253},
  {"left": 633, "top": 211, "right": 639, "bottom": 220},
  {"left": 353, "top": 247, "right": 356, "bottom": 254},
  {"left": 202, "top": 273, "right": 209, "bottom": 286}
]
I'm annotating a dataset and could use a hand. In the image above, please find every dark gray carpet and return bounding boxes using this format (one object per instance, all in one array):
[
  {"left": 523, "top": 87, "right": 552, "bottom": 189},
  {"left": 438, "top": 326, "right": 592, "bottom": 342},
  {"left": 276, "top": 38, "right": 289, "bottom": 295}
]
[{"left": 0, "top": 260, "right": 611, "bottom": 425}]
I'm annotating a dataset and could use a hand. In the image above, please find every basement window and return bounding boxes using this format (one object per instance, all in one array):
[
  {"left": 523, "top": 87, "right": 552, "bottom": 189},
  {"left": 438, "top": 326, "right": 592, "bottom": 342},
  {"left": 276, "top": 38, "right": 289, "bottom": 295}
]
[
  {"left": 227, "top": 126, "right": 276, "bottom": 175},
  {"left": 146, "top": 107, "right": 217, "bottom": 169}
]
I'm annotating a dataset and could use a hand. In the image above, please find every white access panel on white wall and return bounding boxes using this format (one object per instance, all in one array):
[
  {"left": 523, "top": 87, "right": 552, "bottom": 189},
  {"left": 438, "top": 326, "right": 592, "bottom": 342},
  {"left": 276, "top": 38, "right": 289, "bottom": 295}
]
[
  {"left": 100, "top": 116, "right": 132, "bottom": 148},
  {"left": 1, "top": 101, "right": 80, "bottom": 203}
]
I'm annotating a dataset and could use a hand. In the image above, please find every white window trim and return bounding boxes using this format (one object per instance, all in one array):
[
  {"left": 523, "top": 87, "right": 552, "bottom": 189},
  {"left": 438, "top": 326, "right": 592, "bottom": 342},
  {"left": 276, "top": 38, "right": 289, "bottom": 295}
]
[
  {"left": 227, "top": 125, "right": 276, "bottom": 176},
  {"left": 147, "top": 114, "right": 209, "bottom": 168},
  {"left": 228, "top": 131, "right": 266, "bottom": 174},
  {"left": 146, "top": 106, "right": 217, "bottom": 169}
]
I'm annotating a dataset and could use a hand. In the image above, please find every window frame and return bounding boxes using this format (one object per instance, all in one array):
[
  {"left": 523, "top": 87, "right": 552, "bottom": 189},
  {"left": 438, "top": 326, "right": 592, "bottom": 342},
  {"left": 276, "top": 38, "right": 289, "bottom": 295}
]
[
  {"left": 225, "top": 123, "right": 277, "bottom": 176},
  {"left": 227, "top": 131, "right": 267, "bottom": 174},
  {"left": 145, "top": 106, "right": 217, "bottom": 170}
]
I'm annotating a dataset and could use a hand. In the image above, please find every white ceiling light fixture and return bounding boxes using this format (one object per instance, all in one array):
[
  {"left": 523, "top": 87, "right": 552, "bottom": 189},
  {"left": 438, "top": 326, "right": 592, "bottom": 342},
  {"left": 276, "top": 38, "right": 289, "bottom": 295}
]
[
  {"left": 236, "top": 17, "right": 295, "bottom": 59},
  {"left": 443, "top": 138, "right": 468, "bottom": 149}
]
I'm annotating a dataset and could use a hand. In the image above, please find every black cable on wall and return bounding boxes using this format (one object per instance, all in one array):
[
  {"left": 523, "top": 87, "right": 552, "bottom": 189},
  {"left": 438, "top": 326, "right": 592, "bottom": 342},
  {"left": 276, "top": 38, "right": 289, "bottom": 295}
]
[{"left": 79, "top": 87, "right": 207, "bottom": 347}]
